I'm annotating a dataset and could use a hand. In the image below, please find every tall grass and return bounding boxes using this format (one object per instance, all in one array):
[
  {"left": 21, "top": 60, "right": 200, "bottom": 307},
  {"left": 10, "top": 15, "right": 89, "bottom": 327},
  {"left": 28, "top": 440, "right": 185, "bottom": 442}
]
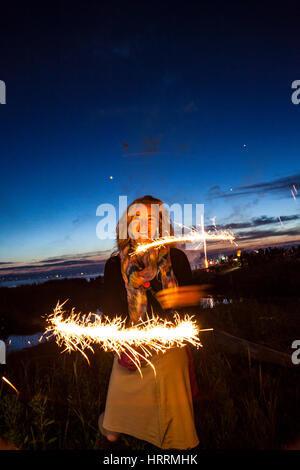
[{"left": 1, "top": 298, "right": 300, "bottom": 450}]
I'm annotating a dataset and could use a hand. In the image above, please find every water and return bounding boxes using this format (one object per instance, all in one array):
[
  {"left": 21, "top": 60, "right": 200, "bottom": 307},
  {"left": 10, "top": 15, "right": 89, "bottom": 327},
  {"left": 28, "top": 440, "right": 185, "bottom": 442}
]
[
  {"left": 5, "top": 309, "right": 103, "bottom": 354},
  {"left": 6, "top": 331, "right": 50, "bottom": 353},
  {"left": 0, "top": 273, "right": 103, "bottom": 288},
  {"left": 0, "top": 279, "right": 49, "bottom": 288},
  {"left": 200, "top": 296, "right": 232, "bottom": 308}
]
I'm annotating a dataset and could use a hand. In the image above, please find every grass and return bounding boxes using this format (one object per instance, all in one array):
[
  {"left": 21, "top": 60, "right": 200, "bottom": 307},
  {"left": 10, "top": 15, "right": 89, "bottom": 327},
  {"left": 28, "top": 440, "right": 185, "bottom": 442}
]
[{"left": 1, "top": 297, "right": 300, "bottom": 450}]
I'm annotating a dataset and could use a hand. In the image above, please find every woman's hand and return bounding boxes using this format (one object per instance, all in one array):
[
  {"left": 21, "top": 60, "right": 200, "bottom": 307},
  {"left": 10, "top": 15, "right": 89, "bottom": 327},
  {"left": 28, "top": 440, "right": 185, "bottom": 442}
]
[
  {"left": 156, "top": 284, "right": 212, "bottom": 309},
  {"left": 139, "top": 249, "right": 159, "bottom": 282},
  {"left": 121, "top": 245, "right": 160, "bottom": 287}
]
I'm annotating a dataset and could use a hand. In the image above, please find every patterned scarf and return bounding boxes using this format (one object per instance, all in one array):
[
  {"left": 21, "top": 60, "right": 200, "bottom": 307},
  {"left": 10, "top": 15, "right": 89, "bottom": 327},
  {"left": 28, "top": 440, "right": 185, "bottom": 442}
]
[
  {"left": 118, "top": 242, "right": 201, "bottom": 401},
  {"left": 120, "top": 243, "right": 178, "bottom": 325}
]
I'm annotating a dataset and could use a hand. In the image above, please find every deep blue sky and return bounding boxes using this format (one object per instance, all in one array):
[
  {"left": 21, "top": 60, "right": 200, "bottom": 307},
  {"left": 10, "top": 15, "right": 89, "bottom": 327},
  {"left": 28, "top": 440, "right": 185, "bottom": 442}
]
[{"left": 0, "top": 1, "right": 299, "bottom": 275}]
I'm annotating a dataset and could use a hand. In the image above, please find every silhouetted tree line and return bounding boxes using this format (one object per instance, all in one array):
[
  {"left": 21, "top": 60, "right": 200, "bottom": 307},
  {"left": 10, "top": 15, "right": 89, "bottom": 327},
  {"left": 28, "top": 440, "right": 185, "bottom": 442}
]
[
  {"left": 236, "top": 245, "right": 300, "bottom": 267},
  {"left": 0, "top": 277, "right": 105, "bottom": 338},
  {"left": 193, "top": 245, "right": 300, "bottom": 299}
]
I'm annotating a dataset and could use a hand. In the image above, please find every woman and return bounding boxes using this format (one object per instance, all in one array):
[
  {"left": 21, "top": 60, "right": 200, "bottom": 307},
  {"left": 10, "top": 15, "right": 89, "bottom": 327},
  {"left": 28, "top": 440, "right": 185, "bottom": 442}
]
[{"left": 98, "top": 195, "right": 199, "bottom": 450}]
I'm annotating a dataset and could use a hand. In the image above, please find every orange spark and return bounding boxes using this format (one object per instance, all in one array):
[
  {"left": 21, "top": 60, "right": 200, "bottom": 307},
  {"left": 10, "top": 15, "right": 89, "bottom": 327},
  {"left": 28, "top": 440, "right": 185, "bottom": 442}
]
[{"left": 1, "top": 376, "right": 19, "bottom": 394}]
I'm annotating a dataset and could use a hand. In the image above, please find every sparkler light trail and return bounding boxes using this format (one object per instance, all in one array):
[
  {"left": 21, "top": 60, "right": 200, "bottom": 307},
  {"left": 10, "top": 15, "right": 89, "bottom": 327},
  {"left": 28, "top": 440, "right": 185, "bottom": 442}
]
[
  {"left": 1, "top": 376, "right": 19, "bottom": 394},
  {"left": 291, "top": 188, "right": 296, "bottom": 201},
  {"left": 210, "top": 216, "right": 217, "bottom": 230},
  {"left": 45, "top": 301, "right": 212, "bottom": 377},
  {"left": 132, "top": 230, "right": 236, "bottom": 255},
  {"left": 201, "top": 214, "right": 209, "bottom": 268}
]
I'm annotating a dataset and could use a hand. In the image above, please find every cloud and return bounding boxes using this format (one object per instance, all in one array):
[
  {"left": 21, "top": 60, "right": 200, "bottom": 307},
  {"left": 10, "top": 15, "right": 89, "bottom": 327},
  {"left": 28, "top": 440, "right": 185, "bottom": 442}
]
[
  {"left": 202, "top": 213, "right": 300, "bottom": 249},
  {"left": 208, "top": 173, "right": 300, "bottom": 200},
  {"left": 122, "top": 135, "right": 165, "bottom": 158},
  {"left": 252, "top": 214, "right": 300, "bottom": 225},
  {"left": 0, "top": 250, "right": 113, "bottom": 276},
  {"left": 33, "top": 257, "right": 63, "bottom": 263},
  {"left": 206, "top": 214, "right": 300, "bottom": 231},
  {"left": 184, "top": 101, "right": 198, "bottom": 113},
  {"left": 72, "top": 213, "right": 92, "bottom": 226},
  {"left": 209, "top": 185, "right": 221, "bottom": 192},
  {"left": 142, "top": 136, "right": 160, "bottom": 154},
  {"left": 236, "top": 226, "right": 300, "bottom": 241},
  {"left": 122, "top": 142, "right": 130, "bottom": 153}
]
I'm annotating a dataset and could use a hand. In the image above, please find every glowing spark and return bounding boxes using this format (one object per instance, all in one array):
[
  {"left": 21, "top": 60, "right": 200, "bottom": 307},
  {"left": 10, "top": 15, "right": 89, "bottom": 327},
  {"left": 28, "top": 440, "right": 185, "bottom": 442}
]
[
  {"left": 133, "top": 230, "right": 235, "bottom": 255},
  {"left": 1, "top": 376, "right": 19, "bottom": 394},
  {"left": 291, "top": 188, "right": 296, "bottom": 201},
  {"left": 44, "top": 301, "right": 210, "bottom": 377},
  {"left": 210, "top": 216, "right": 217, "bottom": 231}
]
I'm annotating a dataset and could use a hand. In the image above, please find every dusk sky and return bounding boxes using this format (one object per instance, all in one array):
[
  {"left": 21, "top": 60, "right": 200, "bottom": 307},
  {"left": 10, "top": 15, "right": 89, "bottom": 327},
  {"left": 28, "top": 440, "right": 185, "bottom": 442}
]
[{"left": 0, "top": 2, "right": 299, "bottom": 277}]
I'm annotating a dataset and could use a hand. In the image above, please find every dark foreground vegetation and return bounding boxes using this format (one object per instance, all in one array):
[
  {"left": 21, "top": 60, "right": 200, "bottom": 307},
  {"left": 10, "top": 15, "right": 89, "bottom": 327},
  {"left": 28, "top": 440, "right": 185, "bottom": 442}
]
[{"left": 0, "top": 245, "right": 299, "bottom": 450}]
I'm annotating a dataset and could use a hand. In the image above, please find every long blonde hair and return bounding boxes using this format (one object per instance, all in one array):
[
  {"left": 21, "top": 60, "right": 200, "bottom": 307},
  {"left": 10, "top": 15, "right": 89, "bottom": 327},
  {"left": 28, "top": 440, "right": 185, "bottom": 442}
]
[{"left": 114, "top": 195, "right": 174, "bottom": 254}]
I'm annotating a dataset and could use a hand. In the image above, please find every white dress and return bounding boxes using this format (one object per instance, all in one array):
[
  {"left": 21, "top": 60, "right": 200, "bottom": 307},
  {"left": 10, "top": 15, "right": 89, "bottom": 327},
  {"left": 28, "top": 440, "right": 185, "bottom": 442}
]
[{"left": 102, "top": 345, "right": 199, "bottom": 450}]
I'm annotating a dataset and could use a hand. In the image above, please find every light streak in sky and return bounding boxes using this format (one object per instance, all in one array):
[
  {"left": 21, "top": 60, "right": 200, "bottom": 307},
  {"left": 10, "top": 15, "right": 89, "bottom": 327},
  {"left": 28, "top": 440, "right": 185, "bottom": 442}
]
[{"left": 291, "top": 188, "right": 296, "bottom": 201}]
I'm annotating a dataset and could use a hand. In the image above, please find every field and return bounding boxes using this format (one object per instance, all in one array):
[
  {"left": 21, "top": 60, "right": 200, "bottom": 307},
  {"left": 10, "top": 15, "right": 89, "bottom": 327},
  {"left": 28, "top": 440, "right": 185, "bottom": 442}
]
[{"left": 1, "top": 248, "right": 300, "bottom": 450}]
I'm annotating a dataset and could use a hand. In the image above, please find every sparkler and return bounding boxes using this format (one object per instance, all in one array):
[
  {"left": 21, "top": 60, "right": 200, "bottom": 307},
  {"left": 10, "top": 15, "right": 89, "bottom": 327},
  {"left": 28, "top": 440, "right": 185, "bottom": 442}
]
[
  {"left": 45, "top": 300, "right": 212, "bottom": 377},
  {"left": 133, "top": 229, "right": 235, "bottom": 255}
]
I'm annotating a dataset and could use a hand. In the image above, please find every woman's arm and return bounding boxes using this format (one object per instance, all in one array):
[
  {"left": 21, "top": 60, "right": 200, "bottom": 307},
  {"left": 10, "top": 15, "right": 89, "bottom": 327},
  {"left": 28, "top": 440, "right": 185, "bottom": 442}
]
[
  {"left": 170, "top": 248, "right": 193, "bottom": 286},
  {"left": 156, "top": 249, "right": 203, "bottom": 310}
]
